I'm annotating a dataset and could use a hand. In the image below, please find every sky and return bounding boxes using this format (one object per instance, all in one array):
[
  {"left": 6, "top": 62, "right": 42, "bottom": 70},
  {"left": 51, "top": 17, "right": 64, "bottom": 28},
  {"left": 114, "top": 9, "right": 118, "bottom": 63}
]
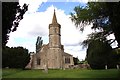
[{"left": 7, "top": 0, "right": 96, "bottom": 60}]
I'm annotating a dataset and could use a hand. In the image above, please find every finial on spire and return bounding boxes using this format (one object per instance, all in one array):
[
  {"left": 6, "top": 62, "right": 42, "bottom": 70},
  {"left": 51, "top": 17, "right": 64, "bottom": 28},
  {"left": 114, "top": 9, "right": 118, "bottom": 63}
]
[{"left": 52, "top": 9, "right": 57, "bottom": 24}]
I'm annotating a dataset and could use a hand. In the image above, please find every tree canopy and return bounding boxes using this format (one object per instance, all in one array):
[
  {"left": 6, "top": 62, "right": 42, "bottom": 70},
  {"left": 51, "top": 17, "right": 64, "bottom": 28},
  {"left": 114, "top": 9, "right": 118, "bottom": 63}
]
[
  {"left": 71, "top": 2, "right": 120, "bottom": 69},
  {"left": 36, "top": 36, "right": 43, "bottom": 53},
  {"left": 70, "top": 2, "right": 120, "bottom": 48},
  {"left": 86, "top": 39, "right": 118, "bottom": 69},
  {"left": 2, "top": 46, "right": 30, "bottom": 69},
  {"left": 2, "top": 2, "right": 28, "bottom": 47}
]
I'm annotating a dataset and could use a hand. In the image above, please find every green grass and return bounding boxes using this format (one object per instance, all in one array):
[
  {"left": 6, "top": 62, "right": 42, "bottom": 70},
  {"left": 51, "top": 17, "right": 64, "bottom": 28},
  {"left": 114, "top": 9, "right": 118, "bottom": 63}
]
[{"left": 2, "top": 68, "right": 120, "bottom": 78}]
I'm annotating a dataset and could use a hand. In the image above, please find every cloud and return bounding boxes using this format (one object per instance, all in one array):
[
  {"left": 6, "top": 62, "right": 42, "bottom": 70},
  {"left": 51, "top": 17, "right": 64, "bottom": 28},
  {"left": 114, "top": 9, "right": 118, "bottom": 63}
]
[
  {"left": 7, "top": 2, "right": 93, "bottom": 60},
  {"left": 19, "top": 0, "right": 47, "bottom": 13},
  {"left": 47, "top": 0, "right": 88, "bottom": 3},
  {"left": 64, "top": 43, "right": 80, "bottom": 46}
]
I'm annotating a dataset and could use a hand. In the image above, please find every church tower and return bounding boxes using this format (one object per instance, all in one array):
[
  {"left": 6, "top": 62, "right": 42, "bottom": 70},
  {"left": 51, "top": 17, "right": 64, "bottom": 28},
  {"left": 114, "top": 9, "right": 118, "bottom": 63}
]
[
  {"left": 47, "top": 10, "right": 63, "bottom": 69},
  {"left": 49, "top": 10, "right": 61, "bottom": 48},
  {"left": 27, "top": 9, "right": 74, "bottom": 69}
]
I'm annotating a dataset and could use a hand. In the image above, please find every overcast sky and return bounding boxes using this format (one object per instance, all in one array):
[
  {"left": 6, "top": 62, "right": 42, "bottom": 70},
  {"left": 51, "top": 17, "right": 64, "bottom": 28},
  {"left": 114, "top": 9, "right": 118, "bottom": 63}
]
[{"left": 7, "top": 0, "right": 96, "bottom": 60}]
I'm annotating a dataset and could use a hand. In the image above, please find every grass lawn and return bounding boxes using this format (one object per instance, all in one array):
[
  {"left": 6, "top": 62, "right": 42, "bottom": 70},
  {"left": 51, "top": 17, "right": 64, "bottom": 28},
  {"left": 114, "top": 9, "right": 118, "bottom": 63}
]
[{"left": 2, "top": 68, "right": 120, "bottom": 79}]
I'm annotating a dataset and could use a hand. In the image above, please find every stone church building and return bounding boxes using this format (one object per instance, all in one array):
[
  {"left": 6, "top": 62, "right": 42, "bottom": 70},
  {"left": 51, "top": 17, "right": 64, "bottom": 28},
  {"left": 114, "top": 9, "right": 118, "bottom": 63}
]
[{"left": 26, "top": 10, "right": 74, "bottom": 69}]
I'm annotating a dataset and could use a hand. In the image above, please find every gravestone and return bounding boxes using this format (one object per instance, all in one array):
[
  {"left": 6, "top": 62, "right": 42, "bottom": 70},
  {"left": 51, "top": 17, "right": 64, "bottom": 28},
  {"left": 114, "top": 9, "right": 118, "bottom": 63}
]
[
  {"left": 44, "top": 65, "right": 48, "bottom": 73},
  {"left": 105, "top": 65, "right": 107, "bottom": 70},
  {"left": 117, "top": 65, "right": 119, "bottom": 69}
]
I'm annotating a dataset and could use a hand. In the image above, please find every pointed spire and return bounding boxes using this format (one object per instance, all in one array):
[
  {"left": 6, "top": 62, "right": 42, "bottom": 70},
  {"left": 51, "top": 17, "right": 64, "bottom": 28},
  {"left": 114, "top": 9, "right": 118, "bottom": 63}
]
[{"left": 52, "top": 9, "right": 57, "bottom": 24}]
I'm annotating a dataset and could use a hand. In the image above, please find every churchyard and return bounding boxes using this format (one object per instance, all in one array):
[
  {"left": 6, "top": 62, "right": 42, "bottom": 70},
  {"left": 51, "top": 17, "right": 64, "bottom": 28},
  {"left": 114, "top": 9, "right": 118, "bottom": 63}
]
[
  {"left": 2, "top": 68, "right": 119, "bottom": 79},
  {"left": 2, "top": 2, "right": 120, "bottom": 80}
]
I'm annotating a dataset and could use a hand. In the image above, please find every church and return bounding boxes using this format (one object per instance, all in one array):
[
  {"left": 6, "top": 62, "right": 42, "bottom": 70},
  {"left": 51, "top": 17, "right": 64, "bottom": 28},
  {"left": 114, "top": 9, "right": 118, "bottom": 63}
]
[{"left": 27, "top": 10, "right": 74, "bottom": 69}]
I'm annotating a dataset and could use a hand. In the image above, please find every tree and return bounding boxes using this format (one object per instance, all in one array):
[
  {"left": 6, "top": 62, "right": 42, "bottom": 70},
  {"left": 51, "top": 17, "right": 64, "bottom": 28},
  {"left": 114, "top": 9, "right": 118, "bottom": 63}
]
[
  {"left": 86, "top": 39, "right": 113, "bottom": 69},
  {"left": 36, "top": 36, "right": 43, "bottom": 53},
  {"left": 86, "top": 39, "right": 119, "bottom": 69},
  {"left": 73, "top": 57, "right": 79, "bottom": 65},
  {"left": 71, "top": 2, "right": 120, "bottom": 69},
  {"left": 2, "top": 2, "right": 28, "bottom": 47},
  {"left": 81, "top": 32, "right": 119, "bottom": 69},
  {"left": 2, "top": 46, "right": 30, "bottom": 69},
  {"left": 106, "top": 2, "right": 120, "bottom": 47},
  {"left": 70, "top": 2, "right": 120, "bottom": 48},
  {"left": 113, "top": 48, "right": 120, "bottom": 65}
]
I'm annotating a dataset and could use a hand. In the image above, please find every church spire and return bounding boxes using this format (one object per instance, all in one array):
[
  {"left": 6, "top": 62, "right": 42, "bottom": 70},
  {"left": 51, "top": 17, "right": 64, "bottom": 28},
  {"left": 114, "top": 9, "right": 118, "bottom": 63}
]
[{"left": 52, "top": 9, "right": 57, "bottom": 24}]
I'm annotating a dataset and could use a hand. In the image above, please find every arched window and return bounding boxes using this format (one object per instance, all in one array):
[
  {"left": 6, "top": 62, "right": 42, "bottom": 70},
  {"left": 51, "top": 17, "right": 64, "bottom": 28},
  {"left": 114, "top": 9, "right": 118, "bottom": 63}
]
[
  {"left": 65, "top": 57, "right": 70, "bottom": 64},
  {"left": 37, "top": 59, "right": 41, "bottom": 65}
]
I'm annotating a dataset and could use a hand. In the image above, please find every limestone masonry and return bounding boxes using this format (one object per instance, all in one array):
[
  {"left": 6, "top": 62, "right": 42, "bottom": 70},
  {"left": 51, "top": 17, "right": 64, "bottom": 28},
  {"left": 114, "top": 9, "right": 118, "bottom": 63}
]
[{"left": 26, "top": 10, "right": 74, "bottom": 69}]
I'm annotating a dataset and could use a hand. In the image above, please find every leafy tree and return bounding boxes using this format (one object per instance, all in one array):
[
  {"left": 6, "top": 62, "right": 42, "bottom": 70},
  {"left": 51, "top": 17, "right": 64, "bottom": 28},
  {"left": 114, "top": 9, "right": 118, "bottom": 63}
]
[
  {"left": 114, "top": 48, "right": 120, "bottom": 65},
  {"left": 73, "top": 57, "right": 79, "bottom": 65},
  {"left": 86, "top": 39, "right": 119, "bottom": 69},
  {"left": 2, "top": 2, "right": 28, "bottom": 47},
  {"left": 71, "top": 2, "right": 120, "bottom": 69},
  {"left": 2, "top": 46, "right": 30, "bottom": 69},
  {"left": 36, "top": 36, "right": 43, "bottom": 53},
  {"left": 70, "top": 2, "right": 120, "bottom": 48},
  {"left": 79, "top": 60, "right": 88, "bottom": 64}
]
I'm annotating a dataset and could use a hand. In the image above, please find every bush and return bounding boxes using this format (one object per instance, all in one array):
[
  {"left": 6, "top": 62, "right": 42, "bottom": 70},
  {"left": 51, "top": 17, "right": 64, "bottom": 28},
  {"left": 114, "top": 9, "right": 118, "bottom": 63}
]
[
  {"left": 86, "top": 40, "right": 118, "bottom": 69},
  {"left": 2, "top": 46, "right": 30, "bottom": 69}
]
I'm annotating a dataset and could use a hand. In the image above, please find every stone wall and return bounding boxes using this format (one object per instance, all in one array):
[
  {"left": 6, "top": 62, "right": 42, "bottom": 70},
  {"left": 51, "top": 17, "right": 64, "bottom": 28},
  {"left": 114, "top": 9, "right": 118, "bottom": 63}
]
[{"left": 47, "top": 48, "right": 62, "bottom": 69}]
